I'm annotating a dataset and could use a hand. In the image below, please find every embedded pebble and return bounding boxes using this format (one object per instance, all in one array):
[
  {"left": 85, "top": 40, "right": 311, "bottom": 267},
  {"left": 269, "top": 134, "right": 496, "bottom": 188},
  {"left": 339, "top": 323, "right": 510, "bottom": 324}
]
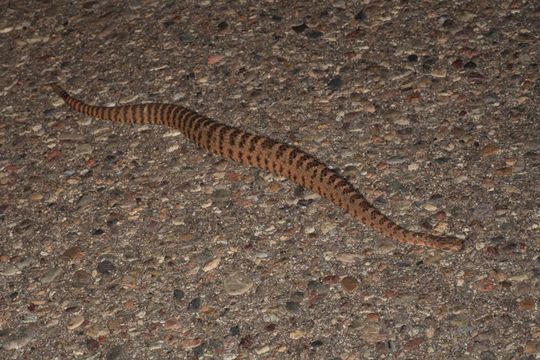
[
  {"left": 61, "top": 246, "right": 85, "bottom": 261},
  {"left": 223, "top": 272, "right": 253, "bottom": 296},
  {"left": 75, "top": 144, "right": 93, "bottom": 155},
  {"left": 0, "top": 330, "right": 34, "bottom": 350},
  {"left": 163, "top": 319, "right": 183, "bottom": 330},
  {"left": 320, "top": 221, "right": 336, "bottom": 234},
  {"left": 255, "top": 345, "right": 270, "bottom": 354},
  {"left": 0, "top": 26, "right": 13, "bottom": 34},
  {"left": 0, "top": 263, "right": 20, "bottom": 276},
  {"left": 67, "top": 315, "right": 85, "bottom": 330},
  {"left": 304, "top": 226, "right": 316, "bottom": 234},
  {"left": 305, "top": 29, "right": 323, "bottom": 39},
  {"left": 208, "top": 54, "right": 225, "bottom": 65},
  {"left": 86, "top": 326, "right": 109, "bottom": 340},
  {"left": 173, "top": 289, "right": 185, "bottom": 300},
  {"left": 408, "top": 163, "right": 419, "bottom": 171},
  {"left": 480, "top": 144, "right": 500, "bottom": 156},
  {"left": 181, "top": 338, "right": 203, "bottom": 350},
  {"left": 106, "top": 345, "right": 125, "bottom": 360},
  {"left": 336, "top": 253, "right": 358, "bottom": 264},
  {"left": 358, "top": 322, "right": 382, "bottom": 343},
  {"left": 212, "top": 188, "right": 231, "bottom": 202},
  {"left": 72, "top": 270, "right": 93, "bottom": 287},
  {"left": 16, "top": 257, "right": 35, "bottom": 269},
  {"left": 285, "top": 301, "right": 300, "bottom": 312},
  {"left": 431, "top": 68, "right": 447, "bottom": 78},
  {"left": 387, "top": 156, "right": 407, "bottom": 165},
  {"left": 361, "top": 101, "right": 376, "bottom": 113},
  {"left": 423, "top": 203, "right": 438, "bottom": 212},
  {"left": 121, "top": 275, "right": 137, "bottom": 289},
  {"left": 517, "top": 297, "right": 535, "bottom": 311},
  {"left": 41, "top": 268, "right": 62, "bottom": 283},
  {"left": 30, "top": 193, "right": 43, "bottom": 201},
  {"left": 97, "top": 259, "right": 116, "bottom": 275},
  {"left": 203, "top": 257, "right": 220, "bottom": 272},
  {"left": 289, "top": 330, "right": 305, "bottom": 340},
  {"left": 341, "top": 276, "right": 359, "bottom": 291},
  {"left": 327, "top": 77, "right": 343, "bottom": 91}
]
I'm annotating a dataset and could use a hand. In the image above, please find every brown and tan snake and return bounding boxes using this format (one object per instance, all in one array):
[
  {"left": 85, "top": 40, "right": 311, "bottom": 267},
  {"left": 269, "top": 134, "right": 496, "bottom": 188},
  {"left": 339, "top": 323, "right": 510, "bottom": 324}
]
[{"left": 47, "top": 83, "right": 464, "bottom": 251}]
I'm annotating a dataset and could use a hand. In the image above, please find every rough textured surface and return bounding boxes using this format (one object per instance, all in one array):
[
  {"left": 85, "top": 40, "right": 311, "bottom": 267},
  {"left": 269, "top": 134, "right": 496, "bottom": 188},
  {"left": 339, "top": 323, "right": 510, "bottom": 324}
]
[{"left": 1, "top": 1, "right": 539, "bottom": 359}]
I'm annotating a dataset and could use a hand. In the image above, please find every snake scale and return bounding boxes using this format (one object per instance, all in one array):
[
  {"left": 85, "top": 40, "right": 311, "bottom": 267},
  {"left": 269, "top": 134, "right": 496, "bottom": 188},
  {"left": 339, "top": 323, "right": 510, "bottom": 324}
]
[{"left": 47, "top": 83, "right": 463, "bottom": 251}]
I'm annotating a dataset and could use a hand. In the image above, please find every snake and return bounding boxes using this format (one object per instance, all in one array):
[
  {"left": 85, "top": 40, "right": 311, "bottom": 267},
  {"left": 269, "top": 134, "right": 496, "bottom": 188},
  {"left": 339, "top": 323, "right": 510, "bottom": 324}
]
[{"left": 46, "top": 83, "right": 463, "bottom": 251}]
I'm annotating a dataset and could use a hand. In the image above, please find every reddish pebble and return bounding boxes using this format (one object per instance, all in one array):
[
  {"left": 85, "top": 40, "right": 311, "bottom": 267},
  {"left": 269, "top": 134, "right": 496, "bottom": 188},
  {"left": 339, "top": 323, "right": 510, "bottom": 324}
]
[
  {"left": 225, "top": 172, "right": 241, "bottom": 182},
  {"left": 473, "top": 278, "right": 495, "bottom": 292},
  {"left": 47, "top": 149, "right": 61, "bottom": 161},
  {"left": 163, "top": 319, "right": 183, "bottom": 330},
  {"left": 61, "top": 246, "right": 85, "bottom": 261},
  {"left": 435, "top": 211, "right": 446, "bottom": 221},
  {"left": 208, "top": 54, "right": 224, "bottom": 65},
  {"left": 484, "top": 246, "right": 500, "bottom": 257},
  {"left": 494, "top": 167, "right": 512, "bottom": 177},
  {"left": 86, "top": 339, "right": 100, "bottom": 351},
  {"left": 181, "top": 338, "right": 203, "bottom": 350},
  {"left": 518, "top": 298, "right": 535, "bottom": 311},
  {"left": 405, "top": 337, "right": 425, "bottom": 349},
  {"left": 341, "top": 276, "right": 359, "bottom": 291},
  {"left": 480, "top": 144, "right": 500, "bottom": 157},
  {"left": 407, "top": 92, "right": 422, "bottom": 104},
  {"left": 5, "top": 164, "right": 18, "bottom": 173},
  {"left": 452, "top": 59, "right": 464, "bottom": 69}
]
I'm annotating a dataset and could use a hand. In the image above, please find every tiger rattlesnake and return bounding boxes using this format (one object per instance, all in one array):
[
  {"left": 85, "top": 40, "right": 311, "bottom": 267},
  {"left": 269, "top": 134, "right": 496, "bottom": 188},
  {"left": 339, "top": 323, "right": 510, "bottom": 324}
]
[{"left": 47, "top": 83, "right": 464, "bottom": 251}]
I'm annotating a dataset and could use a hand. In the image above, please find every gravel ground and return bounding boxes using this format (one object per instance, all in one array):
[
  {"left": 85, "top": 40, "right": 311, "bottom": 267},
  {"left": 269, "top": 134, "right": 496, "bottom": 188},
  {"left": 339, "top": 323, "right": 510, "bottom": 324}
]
[{"left": 1, "top": 1, "right": 539, "bottom": 359}]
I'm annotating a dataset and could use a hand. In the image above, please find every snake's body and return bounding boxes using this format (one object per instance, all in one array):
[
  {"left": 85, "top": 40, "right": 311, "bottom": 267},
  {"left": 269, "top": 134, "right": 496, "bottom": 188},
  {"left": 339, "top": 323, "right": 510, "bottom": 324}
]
[{"left": 48, "top": 84, "right": 463, "bottom": 251}]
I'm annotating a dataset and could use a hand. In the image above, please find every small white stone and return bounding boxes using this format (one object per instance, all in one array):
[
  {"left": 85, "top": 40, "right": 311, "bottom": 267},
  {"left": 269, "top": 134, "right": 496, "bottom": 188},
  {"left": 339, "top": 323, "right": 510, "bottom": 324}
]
[
  {"left": 508, "top": 274, "right": 529, "bottom": 282},
  {"left": 52, "top": 98, "right": 65, "bottom": 107},
  {"left": 289, "top": 330, "right": 305, "bottom": 339},
  {"left": 172, "top": 218, "right": 185, "bottom": 226},
  {"left": 223, "top": 272, "right": 253, "bottom": 296},
  {"left": 202, "top": 257, "right": 220, "bottom": 272},
  {"left": 434, "top": 222, "right": 448, "bottom": 233},
  {"left": 408, "top": 163, "right": 419, "bottom": 171},
  {"left": 201, "top": 200, "right": 212, "bottom": 209},
  {"left": 304, "top": 226, "right": 316, "bottom": 234},
  {"left": 0, "top": 26, "right": 13, "bottom": 34},
  {"left": 255, "top": 346, "right": 270, "bottom": 354},
  {"left": 320, "top": 222, "right": 336, "bottom": 235},
  {"left": 423, "top": 203, "right": 438, "bottom": 212},
  {"left": 163, "top": 130, "right": 182, "bottom": 137},
  {"left": 77, "top": 118, "right": 92, "bottom": 126},
  {"left": 31, "top": 124, "right": 42, "bottom": 132},
  {"left": 67, "top": 315, "right": 85, "bottom": 330},
  {"left": 431, "top": 68, "right": 447, "bottom": 78},
  {"left": 336, "top": 253, "right": 358, "bottom": 264},
  {"left": 304, "top": 193, "right": 321, "bottom": 200}
]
